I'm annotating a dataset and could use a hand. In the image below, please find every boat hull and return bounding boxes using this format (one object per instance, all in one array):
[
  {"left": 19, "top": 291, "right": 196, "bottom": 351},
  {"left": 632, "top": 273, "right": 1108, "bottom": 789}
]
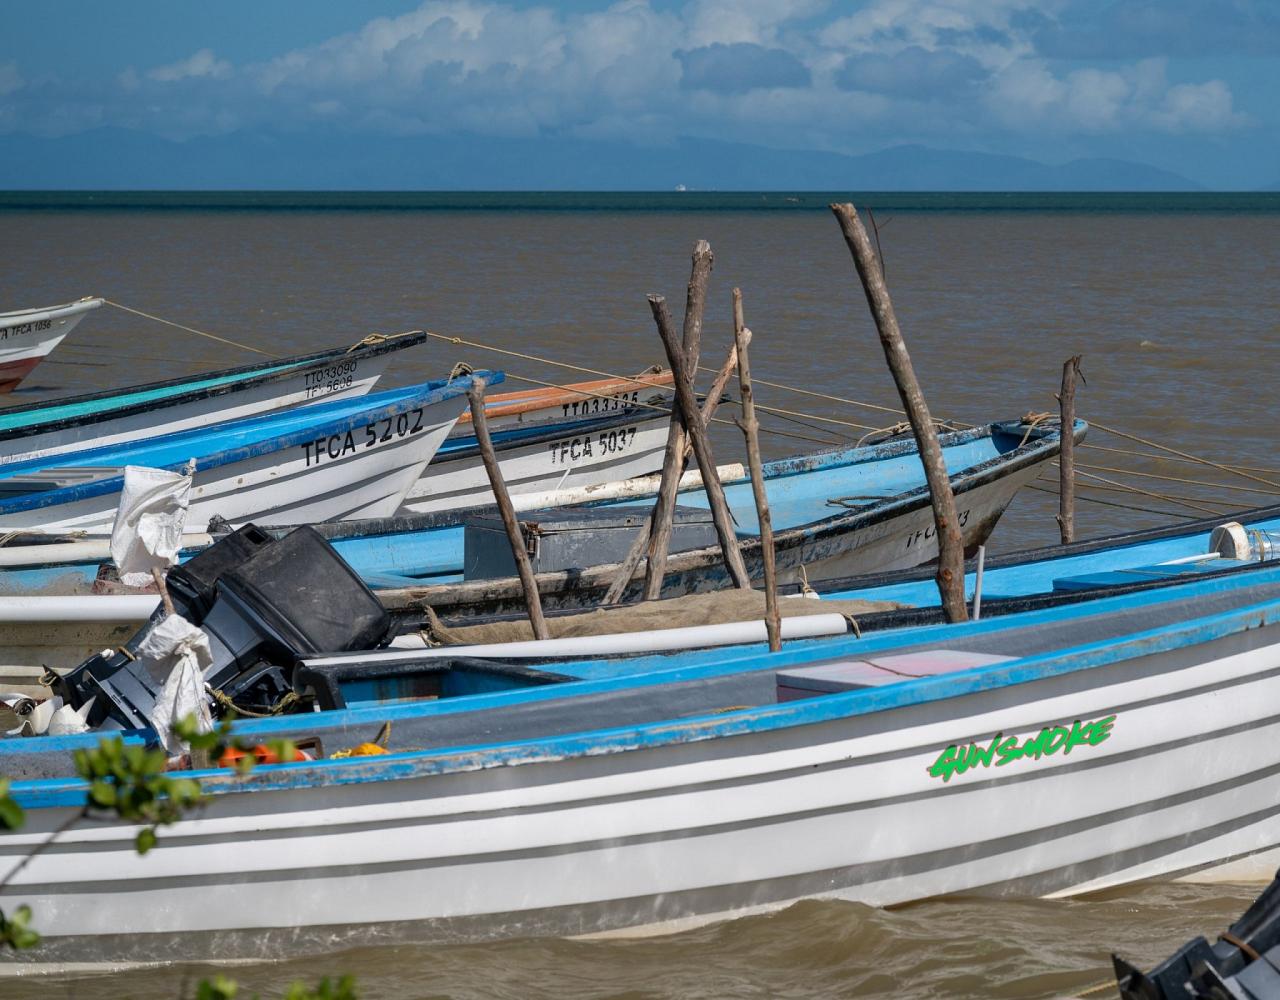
[
  {"left": 0, "top": 349, "right": 395, "bottom": 465},
  {"left": 7, "top": 600, "right": 1280, "bottom": 961},
  {"left": 385, "top": 426, "right": 1063, "bottom": 619},
  {"left": 0, "top": 298, "right": 102, "bottom": 393},
  {"left": 0, "top": 391, "right": 469, "bottom": 533},
  {"left": 406, "top": 413, "right": 672, "bottom": 514}
]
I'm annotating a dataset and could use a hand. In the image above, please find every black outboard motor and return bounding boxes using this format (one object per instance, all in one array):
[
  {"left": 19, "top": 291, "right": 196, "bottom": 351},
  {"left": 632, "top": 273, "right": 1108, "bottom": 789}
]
[
  {"left": 1115, "top": 869, "right": 1280, "bottom": 999},
  {"left": 58, "top": 525, "right": 392, "bottom": 731}
]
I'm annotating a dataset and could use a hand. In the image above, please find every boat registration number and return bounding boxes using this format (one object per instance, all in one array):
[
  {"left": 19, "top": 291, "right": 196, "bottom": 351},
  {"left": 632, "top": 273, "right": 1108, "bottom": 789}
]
[
  {"left": 303, "top": 359, "right": 360, "bottom": 399},
  {"left": 548, "top": 426, "right": 638, "bottom": 465},
  {"left": 902, "top": 508, "right": 970, "bottom": 550},
  {"left": 562, "top": 389, "right": 641, "bottom": 418},
  {"left": 0, "top": 319, "right": 52, "bottom": 341},
  {"left": 302, "top": 407, "right": 426, "bottom": 466}
]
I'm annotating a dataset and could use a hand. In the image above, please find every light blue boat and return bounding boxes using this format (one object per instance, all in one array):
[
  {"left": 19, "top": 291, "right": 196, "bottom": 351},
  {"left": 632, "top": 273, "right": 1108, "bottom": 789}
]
[{"left": 0, "top": 417, "right": 1073, "bottom": 603}]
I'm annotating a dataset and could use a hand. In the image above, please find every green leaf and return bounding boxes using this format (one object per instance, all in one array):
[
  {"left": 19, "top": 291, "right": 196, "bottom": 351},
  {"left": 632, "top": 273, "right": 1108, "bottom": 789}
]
[
  {"left": 196, "top": 974, "right": 240, "bottom": 1000},
  {"left": 87, "top": 781, "right": 117, "bottom": 809},
  {"left": 283, "top": 976, "right": 358, "bottom": 1000},
  {"left": 134, "top": 826, "right": 157, "bottom": 855},
  {"left": 0, "top": 905, "right": 40, "bottom": 951},
  {"left": 0, "top": 793, "right": 24, "bottom": 832}
]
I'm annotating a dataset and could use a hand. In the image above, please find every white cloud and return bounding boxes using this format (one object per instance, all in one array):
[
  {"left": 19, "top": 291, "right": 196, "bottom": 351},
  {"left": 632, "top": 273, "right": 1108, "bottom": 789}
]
[
  {"left": 148, "top": 49, "right": 232, "bottom": 83},
  {"left": 0, "top": 62, "right": 23, "bottom": 97},
  {"left": 0, "top": 0, "right": 1251, "bottom": 151},
  {"left": 1155, "top": 79, "right": 1244, "bottom": 132},
  {"left": 986, "top": 55, "right": 1245, "bottom": 133}
]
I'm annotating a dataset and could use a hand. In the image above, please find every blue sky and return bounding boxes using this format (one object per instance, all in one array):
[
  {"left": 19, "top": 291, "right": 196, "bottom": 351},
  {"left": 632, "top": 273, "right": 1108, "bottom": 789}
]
[{"left": 2, "top": 0, "right": 1278, "bottom": 188}]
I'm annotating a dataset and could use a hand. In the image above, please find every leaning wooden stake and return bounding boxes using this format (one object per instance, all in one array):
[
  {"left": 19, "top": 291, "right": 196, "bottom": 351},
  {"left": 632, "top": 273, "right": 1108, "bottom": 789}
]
[
  {"left": 643, "top": 240, "right": 714, "bottom": 600},
  {"left": 830, "top": 203, "right": 967, "bottom": 623},
  {"left": 468, "top": 377, "right": 550, "bottom": 640},
  {"left": 650, "top": 295, "right": 752, "bottom": 590},
  {"left": 601, "top": 339, "right": 743, "bottom": 605},
  {"left": 732, "top": 289, "right": 781, "bottom": 652},
  {"left": 1057, "top": 354, "right": 1083, "bottom": 545}
]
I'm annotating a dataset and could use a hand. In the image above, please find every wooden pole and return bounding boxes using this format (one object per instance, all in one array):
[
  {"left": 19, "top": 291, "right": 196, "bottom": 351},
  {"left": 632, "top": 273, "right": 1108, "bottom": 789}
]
[
  {"left": 732, "top": 289, "right": 780, "bottom": 652},
  {"left": 468, "top": 377, "right": 550, "bottom": 640},
  {"left": 643, "top": 240, "right": 714, "bottom": 600},
  {"left": 1057, "top": 354, "right": 1083, "bottom": 545},
  {"left": 601, "top": 339, "right": 743, "bottom": 605},
  {"left": 650, "top": 295, "right": 752, "bottom": 590},
  {"left": 830, "top": 202, "right": 968, "bottom": 623}
]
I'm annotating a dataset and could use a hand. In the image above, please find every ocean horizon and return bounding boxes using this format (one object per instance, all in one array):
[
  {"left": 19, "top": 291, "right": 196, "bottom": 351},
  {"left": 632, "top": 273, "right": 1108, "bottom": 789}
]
[{"left": 4, "top": 190, "right": 1280, "bottom": 212}]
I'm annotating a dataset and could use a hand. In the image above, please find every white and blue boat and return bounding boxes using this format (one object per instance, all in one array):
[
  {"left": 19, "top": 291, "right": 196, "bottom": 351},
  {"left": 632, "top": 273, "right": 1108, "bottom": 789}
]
[
  {"left": 5, "top": 529, "right": 1280, "bottom": 961},
  {"left": 0, "top": 417, "right": 1071, "bottom": 613},
  {"left": 0, "top": 371, "right": 495, "bottom": 533},
  {"left": 0, "top": 331, "right": 428, "bottom": 465}
]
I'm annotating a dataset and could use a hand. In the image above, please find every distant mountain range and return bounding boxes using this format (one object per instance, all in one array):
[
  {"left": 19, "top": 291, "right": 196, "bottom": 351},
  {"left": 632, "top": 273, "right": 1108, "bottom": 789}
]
[{"left": 0, "top": 128, "right": 1206, "bottom": 191}]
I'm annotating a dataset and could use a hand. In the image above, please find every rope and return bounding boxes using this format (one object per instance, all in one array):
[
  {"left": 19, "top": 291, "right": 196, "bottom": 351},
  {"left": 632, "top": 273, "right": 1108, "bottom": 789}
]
[
  {"left": 206, "top": 686, "right": 299, "bottom": 718},
  {"left": 104, "top": 300, "right": 278, "bottom": 358},
  {"left": 697, "top": 366, "right": 923, "bottom": 419},
  {"left": 492, "top": 371, "right": 835, "bottom": 447},
  {"left": 345, "top": 332, "right": 390, "bottom": 354},
  {"left": 1018, "top": 411, "right": 1055, "bottom": 448},
  {"left": 856, "top": 421, "right": 911, "bottom": 447},
  {"left": 1078, "top": 461, "right": 1280, "bottom": 497},
  {"left": 425, "top": 330, "right": 667, "bottom": 385},
  {"left": 448, "top": 361, "right": 475, "bottom": 381},
  {"left": 1026, "top": 482, "right": 1203, "bottom": 520},
  {"left": 1065, "top": 467, "right": 1233, "bottom": 516},
  {"left": 1091, "top": 419, "right": 1280, "bottom": 491},
  {"left": 1083, "top": 440, "right": 1280, "bottom": 480},
  {"left": 1074, "top": 975, "right": 1118, "bottom": 998},
  {"left": 425, "top": 330, "right": 877, "bottom": 446},
  {"left": 1221, "top": 930, "right": 1262, "bottom": 962}
]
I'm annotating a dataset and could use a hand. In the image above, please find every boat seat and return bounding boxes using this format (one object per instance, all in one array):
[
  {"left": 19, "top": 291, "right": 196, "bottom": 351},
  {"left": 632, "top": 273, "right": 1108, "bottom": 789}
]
[
  {"left": 776, "top": 649, "right": 1014, "bottom": 702},
  {"left": 1051, "top": 559, "right": 1251, "bottom": 593}
]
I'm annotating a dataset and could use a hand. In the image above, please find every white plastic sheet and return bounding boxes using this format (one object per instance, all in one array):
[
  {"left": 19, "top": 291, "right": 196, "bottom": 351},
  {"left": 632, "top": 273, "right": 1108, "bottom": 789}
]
[
  {"left": 110, "top": 464, "right": 193, "bottom": 588},
  {"left": 141, "top": 614, "right": 214, "bottom": 754},
  {"left": 2, "top": 694, "right": 93, "bottom": 736}
]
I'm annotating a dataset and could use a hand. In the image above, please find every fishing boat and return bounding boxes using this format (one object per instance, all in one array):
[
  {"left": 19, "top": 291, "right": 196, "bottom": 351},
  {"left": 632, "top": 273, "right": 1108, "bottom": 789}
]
[
  {"left": 0, "top": 372, "right": 492, "bottom": 533},
  {"left": 376, "top": 417, "right": 1079, "bottom": 618},
  {"left": 0, "top": 419, "right": 1071, "bottom": 674},
  {"left": 6, "top": 539, "right": 1280, "bottom": 961},
  {"left": 0, "top": 297, "right": 102, "bottom": 392},
  {"left": 0, "top": 332, "right": 427, "bottom": 465},
  {"left": 408, "top": 371, "right": 675, "bottom": 514}
]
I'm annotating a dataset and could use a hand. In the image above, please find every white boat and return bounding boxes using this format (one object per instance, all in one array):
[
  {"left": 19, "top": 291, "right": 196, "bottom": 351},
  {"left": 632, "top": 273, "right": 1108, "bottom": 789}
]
[
  {"left": 0, "top": 298, "right": 102, "bottom": 392},
  {"left": 404, "top": 371, "right": 675, "bottom": 514},
  {"left": 4, "top": 556, "right": 1280, "bottom": 961},
  {"left": 0, "top": 332, "right": 426, "bottom": 465},
  {"left": 0, "top": 374, "right": 485, "bottom": 533}
]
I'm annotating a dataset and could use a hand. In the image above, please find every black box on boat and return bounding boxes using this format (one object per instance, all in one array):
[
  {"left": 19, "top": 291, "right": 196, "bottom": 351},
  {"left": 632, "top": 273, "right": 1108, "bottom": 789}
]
[
  {"left": 462, "top": 504, "right": 718, "bottom": 581},
  {"left": 59, "top": 526, "right": 393, "bottom": 728},
  {"left": 217, "top": 525, "right": 391, "bottom": 657},
  {"left": 167, "top": 523, "right": 275, "bottom": 619}
]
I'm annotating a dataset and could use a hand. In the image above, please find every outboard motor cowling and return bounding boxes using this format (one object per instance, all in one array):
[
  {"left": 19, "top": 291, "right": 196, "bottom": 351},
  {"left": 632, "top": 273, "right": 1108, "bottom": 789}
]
[{"left": 58, "top": 525, "right": 392, "bottom": 732}]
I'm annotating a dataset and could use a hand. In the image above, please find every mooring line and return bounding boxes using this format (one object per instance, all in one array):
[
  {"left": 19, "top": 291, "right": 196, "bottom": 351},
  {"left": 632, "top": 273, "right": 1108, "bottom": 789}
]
[
  {"left": 104, "top": 299, "right": 278, "bottom": 358},
  {"left": 1091, "top": 419, "right": 1280, "bottom": 491},
  {"left": 1026, "top": 482, "right": 1203, "bottom": 521}
]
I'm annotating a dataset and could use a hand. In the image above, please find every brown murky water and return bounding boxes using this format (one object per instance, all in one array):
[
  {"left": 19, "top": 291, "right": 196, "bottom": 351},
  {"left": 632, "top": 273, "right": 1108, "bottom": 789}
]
[{"left": 2, "top": 205, "right": 1279, "bottom": 997}]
